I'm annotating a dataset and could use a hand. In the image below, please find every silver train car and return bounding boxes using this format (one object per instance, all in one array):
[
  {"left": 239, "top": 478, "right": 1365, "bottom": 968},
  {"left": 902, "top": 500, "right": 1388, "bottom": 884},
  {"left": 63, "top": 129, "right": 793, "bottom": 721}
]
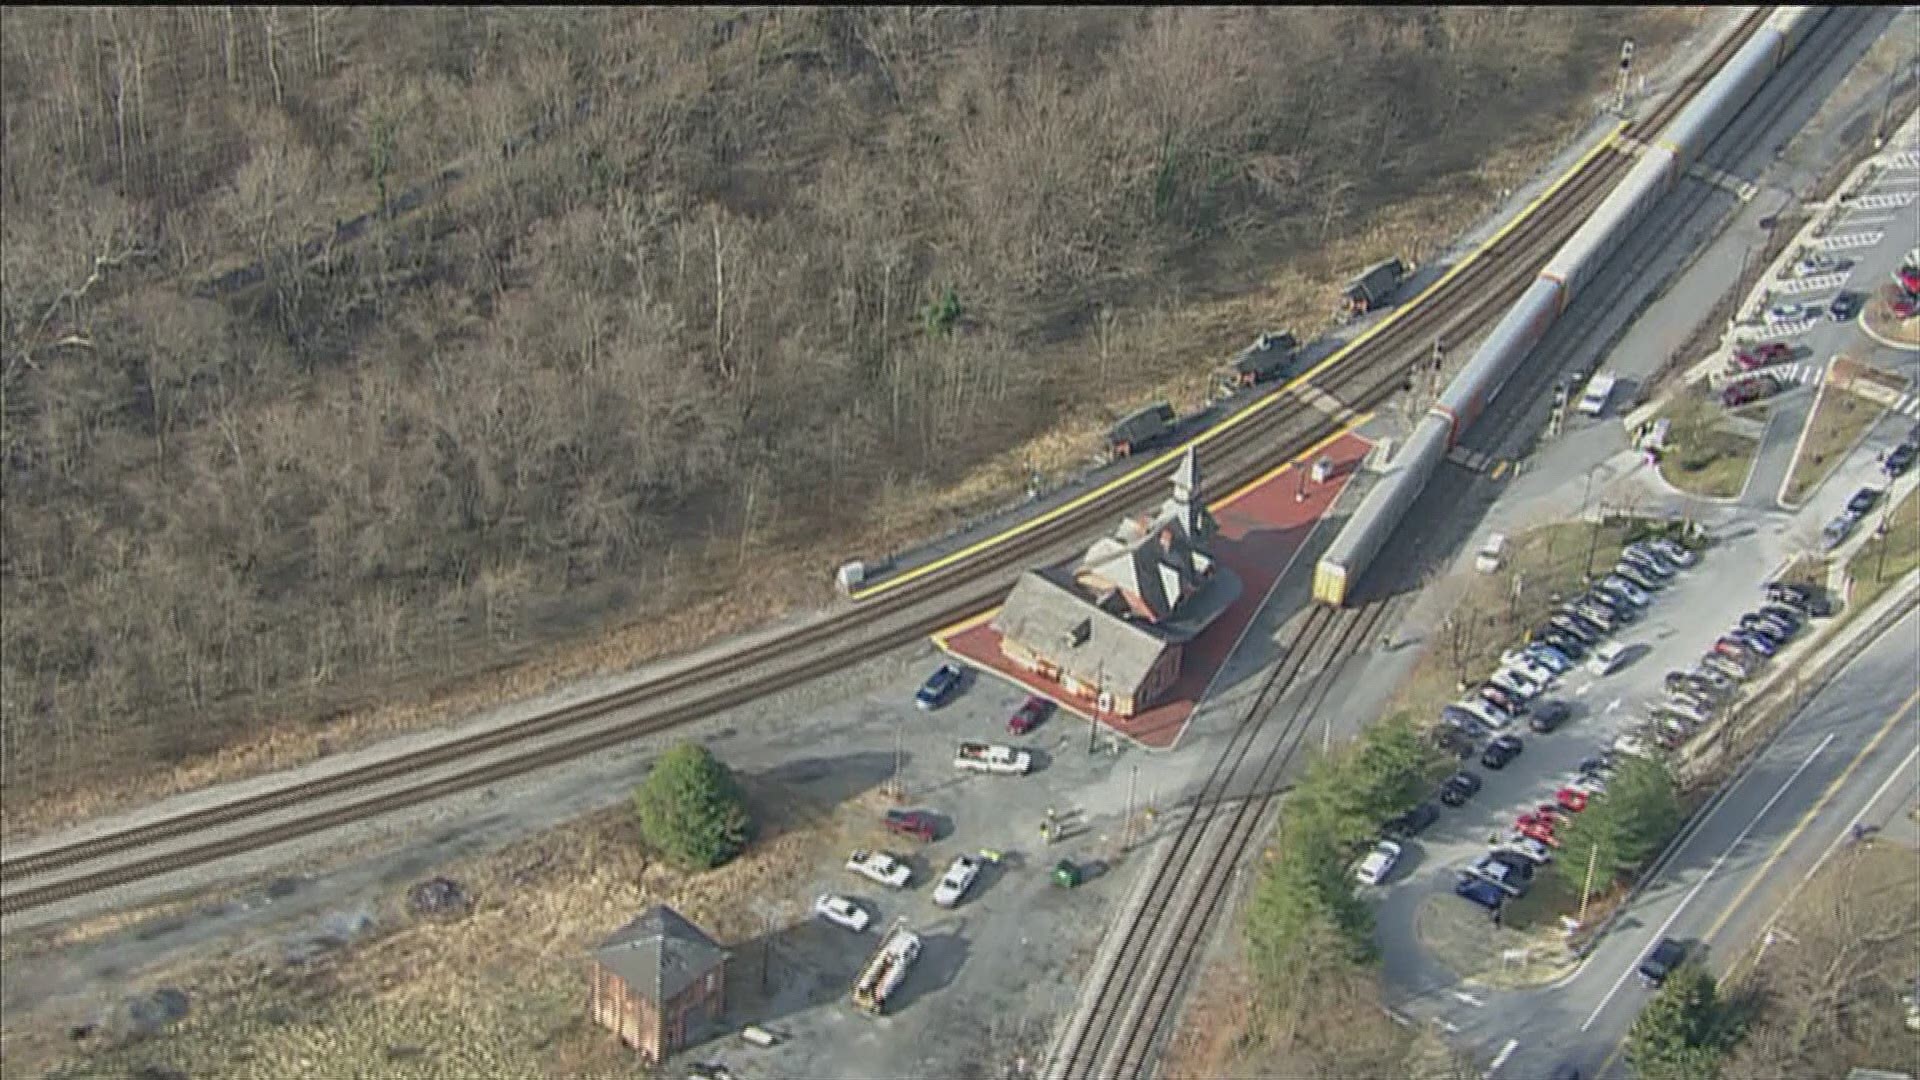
[{"left": 1314, "top": 7, "right": 1823, "bottom": 607}]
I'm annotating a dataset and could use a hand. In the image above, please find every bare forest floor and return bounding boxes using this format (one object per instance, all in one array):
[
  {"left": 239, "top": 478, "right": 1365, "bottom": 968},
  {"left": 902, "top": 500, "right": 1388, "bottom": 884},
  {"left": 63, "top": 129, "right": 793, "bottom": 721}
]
[{"left": 0, "top": 7, "right": 1706, "bottom": 836}]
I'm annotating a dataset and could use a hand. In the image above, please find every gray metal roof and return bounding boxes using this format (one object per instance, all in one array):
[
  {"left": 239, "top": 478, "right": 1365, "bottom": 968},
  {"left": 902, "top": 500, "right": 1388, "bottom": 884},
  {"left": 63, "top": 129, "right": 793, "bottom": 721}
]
[
  {"left": 592, "top": 905, "right": 728, "bottom": 1003},
  {"left": 992, "top": 570, "right": 1171, "bottom": 696}
]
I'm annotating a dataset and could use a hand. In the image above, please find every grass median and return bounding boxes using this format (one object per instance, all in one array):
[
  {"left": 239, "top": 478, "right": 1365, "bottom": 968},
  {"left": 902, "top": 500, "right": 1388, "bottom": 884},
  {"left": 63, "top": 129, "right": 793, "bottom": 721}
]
[
  {"left": 1782, "top": 380, "right": 1885, "bottom": 507},
  {"left": 1846, "top": 487, "right": 1920, "bottom": 614},
  {"left": 1654, "top": 388, "right": 1762, "bottom": 500}
]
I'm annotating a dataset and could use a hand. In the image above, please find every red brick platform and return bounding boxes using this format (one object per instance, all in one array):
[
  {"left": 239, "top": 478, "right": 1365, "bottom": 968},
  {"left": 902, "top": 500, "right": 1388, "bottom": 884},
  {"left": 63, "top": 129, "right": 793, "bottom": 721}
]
[{"left": 933, "top": 430, "right": 1372, "bottom": 751}]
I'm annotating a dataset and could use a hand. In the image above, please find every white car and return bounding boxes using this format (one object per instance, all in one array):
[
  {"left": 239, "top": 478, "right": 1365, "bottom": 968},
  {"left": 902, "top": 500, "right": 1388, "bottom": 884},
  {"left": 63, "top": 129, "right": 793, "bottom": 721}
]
[
  {"left": 1354, "top": 840, "right": 1403, "bottom": 886},
  {"left": 846, "top": 849, "right": 912, "bottom": 889},
  {"left": 813, "top": 894, "right": 872, "bottom": 932},
  {"left": 1455, "top": 698, "right": 1510, "bottom": 731},
  {"left": 1792, "top": 254, "right": 1848, "bottom": 277},
  {"left": 1496, "top": 838, "right": 1556, "bottom": 866},
  {"left": 1520, "top": 645, "right": 1574, "bottom": 676},
  {"left": 1766, "top": 302, "right": 1812, "bottom": 325},
  {"left": 1499, "top": 653, "right": 1556, "bottom": 689},
  {"left": 1492, "top": 667, "right": 1544, "bottom": 700},
  {"left": 932, "top": 854, "right": 982, "bottom": 907}
]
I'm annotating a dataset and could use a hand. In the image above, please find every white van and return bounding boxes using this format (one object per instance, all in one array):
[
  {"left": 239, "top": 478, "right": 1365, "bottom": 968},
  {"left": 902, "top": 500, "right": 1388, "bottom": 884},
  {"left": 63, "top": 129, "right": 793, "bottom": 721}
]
[
  {"left": 1578, "top": 372, "right": 1618, "bottom": 417},
  {"left": 1587, "top": 640, "right": 1631, "bottom": 677}
]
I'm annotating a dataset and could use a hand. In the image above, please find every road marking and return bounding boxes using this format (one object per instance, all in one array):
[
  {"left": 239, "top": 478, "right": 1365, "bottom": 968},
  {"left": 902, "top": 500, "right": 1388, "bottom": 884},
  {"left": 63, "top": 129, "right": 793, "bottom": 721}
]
[
  {"left": 1453, "top": 990, "right": 1487, "bottom": 1008},
  {"left": 1606, "top": 698, "right": 1622, "bottom": 713},
  {"left": 847, "top": 122, "right": 1629, "bottom": 601},
  {"left": 1483, "top": 1038, "right": 1519, "bottom": 1079},
  {"left": 1842, "top": 191, "right": 1916, "bottom": 211},
  {"left": 1772, "top": 271, "right": 1848, "bottom": 296},
  {"left": 1812, "top": 230, "right": 1884, "bottom": 252},
  {"left": 1702, "top": 689, "right": 1920, "bottom": 955},
  {"left": 1578, "top": 731, "right": 1836, "bottom": 1032},
  {"left": 1839, "top": 213, "right": 1900, "bottom": 226}
]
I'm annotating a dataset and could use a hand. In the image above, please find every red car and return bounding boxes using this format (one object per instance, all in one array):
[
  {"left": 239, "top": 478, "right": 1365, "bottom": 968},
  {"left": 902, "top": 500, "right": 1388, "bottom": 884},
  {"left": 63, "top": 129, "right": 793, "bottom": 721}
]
[
  {"left": 1516, "top": 814, "right": 1562, "bottom": 848},
  {"left": 1721, "top": 375, "right": 1779, "bottom": 408},
  {"left": 1890, "top": 284, "right": 1919, "bottom": 319},
  {"left": 1896, "top": 265, "right": 1920, "bottom": 294},
  {"left": 883, "top": 809, "right": 938, "bottom": 842},
  {"left": 1009, "top": 695, "right": 1054, "bottom": 735},
  {"left": 1732, "top": 343, "right": 1792, "bottom": 371},
  {"left": 1556, "top": 787, "right": 1590, "bottom": 813}
]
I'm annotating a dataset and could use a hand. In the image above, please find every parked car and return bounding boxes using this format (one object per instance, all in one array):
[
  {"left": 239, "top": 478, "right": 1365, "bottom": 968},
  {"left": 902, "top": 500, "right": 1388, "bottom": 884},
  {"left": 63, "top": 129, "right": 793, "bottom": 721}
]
[
  {"left": 1844, "top": 486, "right": 1880, "bottom": 520},
  {"left": 1766, "top": 301, "right": 1813, "bottom": 324},
  {"left": 1739, "top": 619, "right": 1788, "bottom": 647},
  {"left": 1433, "top": 725, "right": 1479, "bottom": 759},
  {"left": 1440, "top": 770, "right": 1483, "bottom": 807},
  {"left": 1385, "top": 802, "right": 1441, "bottom": 839},
  {"left": 1476, "top": 686, "right": 1525, "bottom": 719},
  {"left": 1621, "top": 548, "right": 1675, "bottom": 580},
  {"left": 1742, "top": 612, "right": 1796, "bottom": 640},
  {"left": 1549, "top": 613, "right": 1601, "bottom": 645},
  {"left": 1455, "top": 875, "right": 1507, "bottom": 912},
  {"left": 1767, "top": 581, "right": 1815, "bottom": 607},
  {"left": 1491, "top": 667, "right": 1543, "bottom": 701},
  {"left": 1355, "top": 840, "right": 1404, "bottom": 886},
  {"left": 1885, "top": 442, "right": 1917, "bottom": 477},
  {"left": 1456, "top": 698, "right": 1511, "bottom": 731},
  {"left": 1008, "top": 695, "right": 1053, "bottom": 735},
  {"left": 1758, "top": 604, "right": 1804, "bottom": 633},
  {"left": 1579, "top": 753, "right": 1616, "bottom": 778},
  {"left": 1481, "top": 734, "right": 1524, "bottom": 770},
  {"left": 915, "top": 664, "right": 964, "bottom": 710},
  {"left": 1555, "top": 786, "right": 1590, "bottom": 813},
  {"left": 813, "top": 894, "right": 872, "bottom": 933},
  {"left": 933, "top": 854, "right": 984, "bottom": 907},
  {"left": 846, "top": 850, "right": 913, "bottom": 889},
  {"left": 1821, "top": 514, "right": 1854, "bottom": 552},
  {"left": 1701, "top": 652, "right": 1751, "bottom": 682},
  {"left": 1554, "top": 608, "right": 1606, "bottom": 640},
  {"left": 1649, "top": 538, "right": 1698, "bottom": 567},
  {"left": 1529, "top": 700, "right": 1573, "bottom": 734},
  {"left": 1515, "top": 813, "right": 1560, "bottom": 847},
  {"left": 1600, "top": 574, "right": 1652, "bottom": 607},
  {"left": 1829, "top": 290, "right": 1863, "bottom": 321},
  {"left": 1625, "top": 542, "right": 1681, "bottom": 572},
  {"left": 1639, "top": 937, "right": 1687, "bottom": 987},
  {"left": 1468, "top": 854, "right": 1531, "bottom": 897},
  {"left": 1730, "top": 628, "right": 1778, "bottom": 657},
  {"left": 1793, "top": 253, "right": 1848, "bottom": 277},
  {"left": 1533, "top": 628, "right": 1588, "bottom": 660},
  {"left": 1722, "top": 374, "right": 1780, "bottom": 407},
  {"left": 1587, "top": 640, "right": 1632, "bottom": 677},
  {"left": 1498, "top": 837, "right": 1557, "bottom": 866},
  {"left": 1501, "top": 650, "right": 1559, "bottom": 686},
  {"left": 1613, "top": 563, "right": 1663, "bottom": 594},
  {"left": 1584, "top": 589, "right": 1638, "bottom": 622},
  {"left": 1522, "top": 643, "right": 1575, "bottom": 674},
  {"left": 1732, "top": 342, "right": 1793, "bottom": 371},
  {"left": 884, "top": 809, "right": 939, "bottom": 842}
]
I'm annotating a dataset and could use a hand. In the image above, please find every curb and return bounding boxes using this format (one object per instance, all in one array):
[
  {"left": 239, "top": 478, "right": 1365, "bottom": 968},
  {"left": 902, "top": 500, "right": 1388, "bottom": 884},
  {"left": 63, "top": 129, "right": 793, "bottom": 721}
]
[
  {"left": 1775, "top": 357, "right": 1835, "bottom": 510},
  {"left": 1859, "top": 306, "right": 1920, "bottom": 353}
]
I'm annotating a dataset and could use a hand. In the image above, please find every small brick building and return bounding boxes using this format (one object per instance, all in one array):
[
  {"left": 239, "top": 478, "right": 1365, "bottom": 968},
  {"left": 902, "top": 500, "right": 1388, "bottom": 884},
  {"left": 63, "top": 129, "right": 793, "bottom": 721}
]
[{"left": 588, "top": 905, "right": 729, "bottom": 1065}]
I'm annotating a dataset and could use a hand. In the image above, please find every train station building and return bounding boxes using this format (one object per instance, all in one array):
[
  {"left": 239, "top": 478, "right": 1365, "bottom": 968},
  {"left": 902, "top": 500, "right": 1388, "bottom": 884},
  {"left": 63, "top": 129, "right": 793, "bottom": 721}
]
[{"left": 990, "top": 449, "right": 1241, "bottom": 717}]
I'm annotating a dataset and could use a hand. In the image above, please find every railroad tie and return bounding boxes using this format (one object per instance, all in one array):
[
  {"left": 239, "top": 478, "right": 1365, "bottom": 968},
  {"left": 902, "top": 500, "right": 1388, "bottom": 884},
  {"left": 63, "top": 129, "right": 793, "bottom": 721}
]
[{"left": 1285, "top": 383, "right": 1362, "bottom": 426}]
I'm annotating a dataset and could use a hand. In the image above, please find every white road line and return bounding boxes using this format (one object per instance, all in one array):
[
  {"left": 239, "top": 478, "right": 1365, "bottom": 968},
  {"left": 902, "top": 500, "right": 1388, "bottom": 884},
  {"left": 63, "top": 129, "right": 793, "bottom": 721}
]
[
  {"left": 1839, "top": 214, "right": 1899, "bottom": 226},
  {"left": 1578, "top": 730, "right": 1836, "bottom": 1032},
  {"left": 1774, "top": 271, "right": 1848, "bottom": 296},
  {"left": 1796, "top": 743, "right": 1918, "bottom": 890},
  {"left": 1483, "top": 1038, "right": 1520, "bottom": 1079},
  {"left": 1814, "top": 231, "right": 1885, "bottom": 252},
  {"left": 1453, "top": 990, "right": 1487, "bottom": 1008}
]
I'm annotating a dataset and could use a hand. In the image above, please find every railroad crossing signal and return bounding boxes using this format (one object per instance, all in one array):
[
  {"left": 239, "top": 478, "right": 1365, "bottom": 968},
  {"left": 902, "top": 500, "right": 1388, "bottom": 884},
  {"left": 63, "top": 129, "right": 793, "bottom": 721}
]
[{"left": 1615, "top": 39, "right": 1636, "bottom": 116}]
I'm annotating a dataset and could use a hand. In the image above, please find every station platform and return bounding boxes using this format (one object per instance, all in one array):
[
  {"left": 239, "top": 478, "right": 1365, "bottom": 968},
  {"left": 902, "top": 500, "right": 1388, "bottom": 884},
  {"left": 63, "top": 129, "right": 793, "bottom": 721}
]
[{"left": 933, "top": 431, "right": 1372, "bottom": 750}]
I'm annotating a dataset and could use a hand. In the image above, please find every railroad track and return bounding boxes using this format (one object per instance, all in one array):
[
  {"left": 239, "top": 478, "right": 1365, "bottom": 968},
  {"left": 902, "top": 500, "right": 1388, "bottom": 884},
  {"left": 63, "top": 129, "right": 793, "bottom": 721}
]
[
  {"left": 0, "top": 10, "right": 1768, "bottom": 918},
  {"left": 1048, "top": 599, "right": 1395, "bottom": 1080}
]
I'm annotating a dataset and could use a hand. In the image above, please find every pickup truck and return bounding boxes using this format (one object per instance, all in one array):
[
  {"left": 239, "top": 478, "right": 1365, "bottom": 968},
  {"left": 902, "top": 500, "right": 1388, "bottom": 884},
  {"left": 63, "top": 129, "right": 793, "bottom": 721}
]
[
  {"left": 845, "top": 849, "right": 912, "bottom": 889},
  {"left": 883, "top": 809, "right": 938, "bottom": 842},
  {"left": 954, "top": 741, "right": 1032, "bottom": 775}
]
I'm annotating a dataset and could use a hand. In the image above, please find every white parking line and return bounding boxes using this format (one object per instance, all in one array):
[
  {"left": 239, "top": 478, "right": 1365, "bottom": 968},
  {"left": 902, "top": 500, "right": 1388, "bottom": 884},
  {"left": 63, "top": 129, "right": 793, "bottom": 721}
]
[
  {"left": 1813, "top": 231, "right": 1885, "bottom": 252},
  {"left": 1839, "top": 214, "right": 1899, "bottom": 227},
  {"left": 1578, "top": 731, "right": 1835, "bottom": 1032},
  {"left": 1483, "top": 1038, "right": 1520, "bottom": 1079},
  {"left": 1843, "top": 192, "right": 1916, "bottom": 211},
  {"left": 1774, "top": 271, "right": 1848, "bottom": 296}
]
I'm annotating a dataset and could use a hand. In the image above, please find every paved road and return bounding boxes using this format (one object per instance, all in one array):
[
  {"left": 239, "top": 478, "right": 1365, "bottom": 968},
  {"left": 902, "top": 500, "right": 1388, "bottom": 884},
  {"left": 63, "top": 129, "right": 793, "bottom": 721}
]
[{"left": 1385, "top": 603, "right": 1918, "bottom": 1079}]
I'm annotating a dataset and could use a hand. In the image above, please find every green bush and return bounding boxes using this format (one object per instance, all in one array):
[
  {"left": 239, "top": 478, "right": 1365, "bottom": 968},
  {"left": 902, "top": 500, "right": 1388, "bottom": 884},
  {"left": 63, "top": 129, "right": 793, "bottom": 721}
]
[
  {"left": 632, "top": 742, "right": 753, "bottom": 870},
  {"left": 1628, "top": 963, "right": 1737, "bottom": 1080},
  {"left": 1554, "top": 755, "right": 1682, "bottom": 894}
]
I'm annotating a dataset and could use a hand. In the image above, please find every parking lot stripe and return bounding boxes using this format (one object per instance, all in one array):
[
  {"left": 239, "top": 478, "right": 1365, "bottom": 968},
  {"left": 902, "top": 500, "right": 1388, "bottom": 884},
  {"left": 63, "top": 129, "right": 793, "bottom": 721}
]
[{"left": 1577, "top": 731, "right": 1836, "bottom": 1032}]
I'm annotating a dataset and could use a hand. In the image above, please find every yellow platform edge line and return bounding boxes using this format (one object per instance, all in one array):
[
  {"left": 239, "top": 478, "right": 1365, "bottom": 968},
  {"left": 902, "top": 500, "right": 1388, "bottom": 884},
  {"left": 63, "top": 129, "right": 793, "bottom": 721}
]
[{"left": 853, "top": 121, "right": 1630, "bottom": 603}]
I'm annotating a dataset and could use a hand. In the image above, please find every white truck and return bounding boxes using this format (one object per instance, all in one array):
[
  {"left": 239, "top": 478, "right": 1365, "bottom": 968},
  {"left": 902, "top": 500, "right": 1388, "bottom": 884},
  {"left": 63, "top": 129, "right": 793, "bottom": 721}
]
[
  {"left": 845, "top": 849, "right": 912, "bottom": 889},
  {"left": 851, "top": 921, "right": 922, "bottom": 1015},
  {"left": 1577, "top": 372, "right": 1617, "bottom": 417},
  {"left": 953, "top": 741, "right": 1032, "bottom": 775}
]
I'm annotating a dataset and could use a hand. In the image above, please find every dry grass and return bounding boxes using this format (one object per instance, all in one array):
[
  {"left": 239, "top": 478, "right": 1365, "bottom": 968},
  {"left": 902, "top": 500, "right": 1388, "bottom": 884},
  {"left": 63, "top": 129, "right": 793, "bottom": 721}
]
[
  {"left": 5, "top": 65, "right": 1621, "bottom": 845},
  {"left": 1410, "top": 892, "right": 1578, "bottom": 990},
  {"left": 2, "top": 773, "right": 876, "bottom": 1079},
  {"left": 1782, "top": 373, "right": 1886, "bottom": 507},
  {"left": 1846, "top": 488, "right": 1920, "bottom": 613},
  {"left": 1158, "top": 949, "right": 1262, "bottom": 1080},
  {"left": 1862, "top": 295, "right": 1920, "bottom": 347},
  {"left": 1657, "top": 390, "right": 1762, "bottom": 500}
]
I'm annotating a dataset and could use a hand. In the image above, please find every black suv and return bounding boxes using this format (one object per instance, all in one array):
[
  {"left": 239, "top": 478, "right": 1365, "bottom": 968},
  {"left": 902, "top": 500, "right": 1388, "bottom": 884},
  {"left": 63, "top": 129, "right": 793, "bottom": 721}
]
[
  {"left": 1886, "top": 442, "right": 1917, "bottom": 478},
  {"left": 1829, "top": 290, "right": 1862, "bottom": 321},
  {"left": 1439, "top": 770, "right": 1483, "bottom": 807},
  {"left": 1481, "top": 734, "right": 1524, "bottom": 770},
  {"left": 1528, "top": 700, "right": 1572, "bottom": 734},
  {"left": 1638, "top": 937, "right": 1687, "bottom": 987},
  {"left": 1385, "top": 802, "right": 1441, "bottom": 838}
]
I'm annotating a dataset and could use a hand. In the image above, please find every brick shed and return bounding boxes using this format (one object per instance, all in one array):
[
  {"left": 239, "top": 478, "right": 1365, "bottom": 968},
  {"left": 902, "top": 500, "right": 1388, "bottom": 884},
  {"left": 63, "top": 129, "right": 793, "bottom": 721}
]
[{"left": 588, "top": 905, "right": 729, "bottom": 1064}]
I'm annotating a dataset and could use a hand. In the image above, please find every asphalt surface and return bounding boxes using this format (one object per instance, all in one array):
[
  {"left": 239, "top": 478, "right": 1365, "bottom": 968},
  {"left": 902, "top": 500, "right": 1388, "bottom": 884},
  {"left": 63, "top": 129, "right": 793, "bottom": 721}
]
[{"left": 1470, "top": 604, "right": 1918, "bottom": 1080}]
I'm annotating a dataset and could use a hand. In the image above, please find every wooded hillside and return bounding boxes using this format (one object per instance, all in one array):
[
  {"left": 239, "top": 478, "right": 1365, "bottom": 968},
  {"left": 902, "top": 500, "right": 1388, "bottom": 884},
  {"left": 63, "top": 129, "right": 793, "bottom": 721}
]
[{"left": 0, "top": 7, "right": 1698, "bottom": 809}]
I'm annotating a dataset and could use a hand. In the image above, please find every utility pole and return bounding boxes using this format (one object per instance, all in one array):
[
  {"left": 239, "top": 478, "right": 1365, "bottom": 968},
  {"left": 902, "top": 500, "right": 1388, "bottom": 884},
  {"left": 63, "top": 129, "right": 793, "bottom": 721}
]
[
  {"left": 888, "top": 721, "right": 904, "bottom": 801},
  {"left": 1876, "top": 508, "right": 1892, "bottom": 582},
  {"left": 1577, "top": 843, "right": 1600, "bottom": 928},
  {"left": 1509, "top": 572, "right": 1525, "bottom": 625},
  {"left": 1122, "top": 764, "right": 1139, "bottom": 850},
  {"left": 1089, "top": 665, "right": 1105, "bottom": 756}
]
